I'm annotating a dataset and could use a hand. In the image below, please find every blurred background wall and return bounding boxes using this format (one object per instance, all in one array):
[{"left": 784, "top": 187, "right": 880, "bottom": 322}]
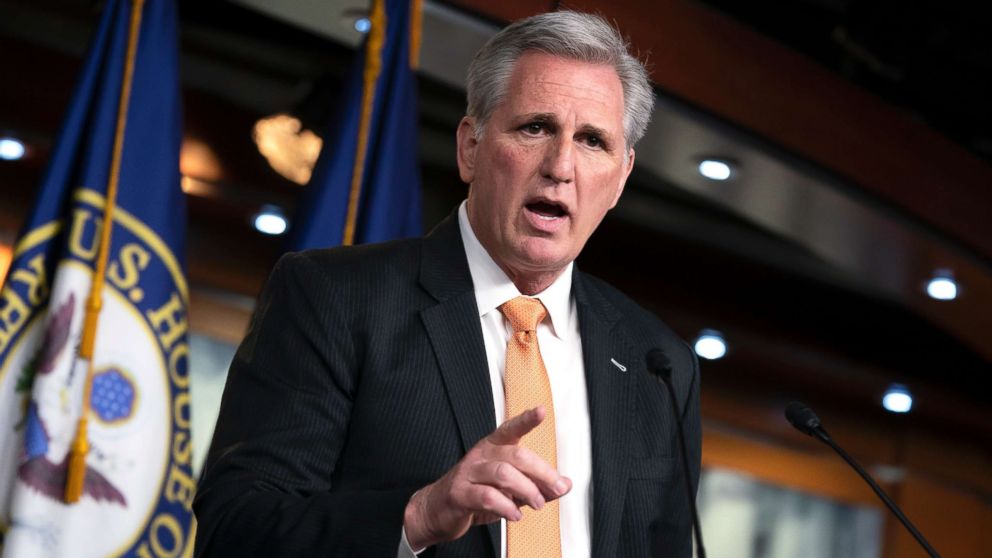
[{"left": 1, "top": 1, "right": 989, "bottom": 556}]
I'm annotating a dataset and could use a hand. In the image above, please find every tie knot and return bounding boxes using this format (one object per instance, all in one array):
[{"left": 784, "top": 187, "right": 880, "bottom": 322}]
[{"left": 499, "top": 296, "right": 547, "bottom": 333}]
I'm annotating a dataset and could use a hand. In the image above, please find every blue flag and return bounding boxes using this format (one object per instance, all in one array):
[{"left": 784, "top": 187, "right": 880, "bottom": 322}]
[
  {"left": 289, "top": 0, "right": 423, "bottom": 250},
  {"left": 0, "top": 1, "right": 192, "bottom": 556}
]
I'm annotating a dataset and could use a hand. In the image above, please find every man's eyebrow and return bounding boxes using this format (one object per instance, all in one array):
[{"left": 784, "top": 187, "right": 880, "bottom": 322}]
[{"left": 517, "top": 112, "right": 558, "bottom": 123}]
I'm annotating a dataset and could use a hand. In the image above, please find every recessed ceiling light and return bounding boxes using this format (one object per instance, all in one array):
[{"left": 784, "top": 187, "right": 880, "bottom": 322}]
[
  {"left": 925, "top": 270, "right": 958, "bottom": 301},
  {"left": 698, "top": 159, "right": 733, "bottom": 181},
  {"left": 254, "top": 205, "right": 288, "bottom": 235},
  {"left": 882, "top": 384, "right": 913, "bottom": 413},
  {"left": 693, "top": 329, "right": 727, "bottom": 360},
  {"left": 0, "top": 138, "right": 26, "bottom": 161},
  {"left": 354, "top": 17, "right": 371, "bottom": 34}
]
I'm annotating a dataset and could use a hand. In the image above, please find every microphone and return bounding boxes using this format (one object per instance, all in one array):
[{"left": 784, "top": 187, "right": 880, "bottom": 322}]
[
  {"left": 645, "top": 349, "right": 706, "bottom": 558},
  {"left": 784, "top": 401, "right": 941, "bottom": 558},
  {"left": 784, "top": 400, "right": 825, "bottom": 438}
]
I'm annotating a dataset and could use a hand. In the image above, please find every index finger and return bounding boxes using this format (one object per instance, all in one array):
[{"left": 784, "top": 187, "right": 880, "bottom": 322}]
[{"left": 488, "top": 407, "right": 546, "bottom": 446}]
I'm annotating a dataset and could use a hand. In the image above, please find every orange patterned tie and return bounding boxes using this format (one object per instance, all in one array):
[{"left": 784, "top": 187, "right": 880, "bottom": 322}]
[{"left": 499, "top": 296, "right": 562, "bottom": 558}]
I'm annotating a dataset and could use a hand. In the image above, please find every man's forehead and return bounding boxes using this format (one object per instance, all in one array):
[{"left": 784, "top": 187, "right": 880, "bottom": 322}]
[
  {"left": 529, "top": 75, "right": 617, "bottom": 105},
  {"left": 503, "top": 52, "right": 625, "bottom": 120},
  {"left": 510, "top": 52, "right": 621, "bottom": 90}
]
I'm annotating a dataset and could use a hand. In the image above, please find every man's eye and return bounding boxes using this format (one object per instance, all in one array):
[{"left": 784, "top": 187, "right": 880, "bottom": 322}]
[
  {"left": 522, "top": 122, "right": 545, "bottom": 134},
  {"left": 582, "top": 135, "right": 605, "bottom": 149}
]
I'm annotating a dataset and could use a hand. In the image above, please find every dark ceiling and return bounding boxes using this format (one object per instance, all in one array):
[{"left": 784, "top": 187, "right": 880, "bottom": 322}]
[{"left": 701, "top": 0, "right": 992, "bottom": 163}]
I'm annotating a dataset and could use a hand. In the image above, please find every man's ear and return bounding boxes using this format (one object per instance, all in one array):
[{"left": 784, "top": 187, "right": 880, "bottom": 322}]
[
  {"left": 456, "top": 117, "right": 479, "bottom": 184},
  {"left": 609, "top": 148, "right": 636, "bottom": 209}
]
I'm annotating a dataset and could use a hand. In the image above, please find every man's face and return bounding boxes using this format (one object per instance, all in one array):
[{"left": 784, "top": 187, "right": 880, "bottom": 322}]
[{"left": 459, "top": 51, "right": 635, "bottom": 287}]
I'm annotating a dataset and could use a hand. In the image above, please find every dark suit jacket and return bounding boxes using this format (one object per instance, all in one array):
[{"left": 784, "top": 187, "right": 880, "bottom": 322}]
[{"left": 193, "top": 213, "right": 701, "bottom": 557}]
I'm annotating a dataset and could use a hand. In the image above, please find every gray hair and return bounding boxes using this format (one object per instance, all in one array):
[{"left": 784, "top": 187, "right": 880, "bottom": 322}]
[{"left": 466, "top": 10, "right": 654, "bottom": 150}]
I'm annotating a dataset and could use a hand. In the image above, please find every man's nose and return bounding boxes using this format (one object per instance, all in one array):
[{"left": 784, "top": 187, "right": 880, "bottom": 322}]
[{"left": 541, "top": 135, "right": 574, "bottom": 184}]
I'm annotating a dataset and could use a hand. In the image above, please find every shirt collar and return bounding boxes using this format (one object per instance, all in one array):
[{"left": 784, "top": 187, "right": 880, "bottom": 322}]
[{"left": 458, "top": 200, "right": 573, "bottom": 340}]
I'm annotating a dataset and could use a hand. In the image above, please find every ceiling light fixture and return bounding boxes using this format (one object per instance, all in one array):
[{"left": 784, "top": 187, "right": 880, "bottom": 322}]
[
  {"left": 925, "top": 270, "right": 958, "bottom": 301},
  {"left": 698, "top": 158, "right": 733, "bottom": 181},
  {"left": 252, "top": 114, "right": 323, "bottom": 185},
  {"left": 882, "top": 384, "right": 913, "bottom": 413},
  {"left": 354, "top": 17, "right": 372, "bottom": 34},
  {"left": 0, "top": 137, "right": 26, "bottom": 161},
  {"left": 0, "top": 243, "right": 12, "bottom": 282},
  {"left": 693, "top": 329, "right": 727, "bottom": 360},
  {"left": 180, "top": 137, "right": 223, "bottom": 182},
  {"left": 253, "top": 205, "right": 289, "bottom": 236}
]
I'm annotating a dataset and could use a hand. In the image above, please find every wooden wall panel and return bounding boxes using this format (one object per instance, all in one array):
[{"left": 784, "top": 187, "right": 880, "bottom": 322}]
[
  {"left": 901, "top": 432, "right": 992, "bottom": 496},
  {"left": 703, "top": 387, "right": 992, "bottom": 557},
  {"left": 884, "top": 473, "right": 991, "bottom": 558},
  {"left": 188, "top": 289, "right": 253, "bottom": 344},
  {"left": 702, "top": 427, "right": 884, "bottom": 507}
]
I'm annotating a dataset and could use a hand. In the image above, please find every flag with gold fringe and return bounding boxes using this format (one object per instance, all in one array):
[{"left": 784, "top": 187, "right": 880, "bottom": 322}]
[
  {"left": 0, "top": 0, "right": 193, "bottom": 556},
  {"left": 289, "top": 0, "right": 424, "bottom": 250}
]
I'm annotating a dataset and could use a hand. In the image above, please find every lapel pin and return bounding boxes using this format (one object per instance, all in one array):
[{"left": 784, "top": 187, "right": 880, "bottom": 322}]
[{"left": 610, "top": 358, "right": 627, "bottom": 372}]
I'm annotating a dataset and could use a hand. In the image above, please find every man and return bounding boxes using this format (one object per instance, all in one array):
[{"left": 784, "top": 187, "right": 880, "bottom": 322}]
[{"left": 194, "top": 10, "right": 701, "bottom": 558}]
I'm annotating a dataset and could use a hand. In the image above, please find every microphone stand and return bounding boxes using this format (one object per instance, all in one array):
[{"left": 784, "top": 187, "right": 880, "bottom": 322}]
[
  {"left": 785, "top": 401, "right": 940, "bottom": 558},
  {"left": 646, "top": 349, "right": 706, "bottom": 558}
]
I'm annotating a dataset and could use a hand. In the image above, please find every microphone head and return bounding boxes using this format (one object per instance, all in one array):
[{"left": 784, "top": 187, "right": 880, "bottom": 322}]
[
  {"left": 785, "top": 401, "right": 823, "bottom": 437},
  {"left": 645, "top": 348, "right": 673, "bottom": 381}
]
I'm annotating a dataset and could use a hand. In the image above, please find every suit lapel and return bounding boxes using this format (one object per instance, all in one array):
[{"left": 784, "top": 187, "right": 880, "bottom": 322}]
[
  {"left": 418, "top": 213, "right": 501, "bottom": 555},
  {"left": 574, "top": 273, "right": 637, "bottom": 558}
]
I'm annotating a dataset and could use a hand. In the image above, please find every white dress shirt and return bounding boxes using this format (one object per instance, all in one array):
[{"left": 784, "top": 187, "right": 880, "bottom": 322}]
[{"left": 399, "top": 202, "right": 593, "bottom": 557}]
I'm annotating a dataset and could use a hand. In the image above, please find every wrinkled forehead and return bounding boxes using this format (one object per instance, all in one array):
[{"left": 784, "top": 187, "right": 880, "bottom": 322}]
[
  {"left": 509, "top": 51, "right": 623, "bottom": 93},
  {"left": 502, "top": 52, "right": 625, "bottom": 123}
]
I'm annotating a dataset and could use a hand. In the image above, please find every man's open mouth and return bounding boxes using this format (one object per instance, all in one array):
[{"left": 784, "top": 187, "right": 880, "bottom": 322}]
[{"left": 525, "top": 200, "right": 568, "bottom": 220}]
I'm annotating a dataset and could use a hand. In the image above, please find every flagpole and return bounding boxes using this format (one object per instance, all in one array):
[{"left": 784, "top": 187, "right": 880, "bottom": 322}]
[
  {"left": 409, "top": 0, "right": 423, "bottom": 70},
  {"left": 342, "top": 0, "right": 386, "bottom": 246},
  {"left": 65, "top": 0, "right": 145, "bottom": 504}
]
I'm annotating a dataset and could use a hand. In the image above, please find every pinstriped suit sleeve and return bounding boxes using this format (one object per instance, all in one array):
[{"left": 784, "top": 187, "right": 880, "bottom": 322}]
[{"left": 193, "top": 252, "right": 418, "bottom": 557}]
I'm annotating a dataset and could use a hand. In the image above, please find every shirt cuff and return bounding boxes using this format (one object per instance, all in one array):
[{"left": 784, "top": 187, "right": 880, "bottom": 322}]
[{"left": 398, "top": 526, "right": 426, "bottom": 557}]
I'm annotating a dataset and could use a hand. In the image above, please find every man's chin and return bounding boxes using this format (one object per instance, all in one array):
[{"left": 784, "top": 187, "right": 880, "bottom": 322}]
[{"left": 511, "top": 243, "right": 575, "bottom": 276}]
